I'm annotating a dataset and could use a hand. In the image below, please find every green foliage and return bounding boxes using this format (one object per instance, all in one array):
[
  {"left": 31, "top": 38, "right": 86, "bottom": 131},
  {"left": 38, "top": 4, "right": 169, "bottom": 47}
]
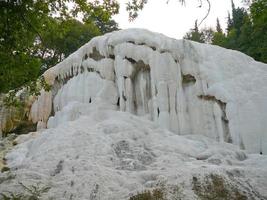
[
  {"left": 3, "top": 76, "right": 50, "bottom": 109},
  {"left": 0, "top": 52, "right": 41, "bottom": 94},
  {"left": 184, "top": 0, "right": 267, "bottom": 63},
  {"left": 247, "top": 0, "right": 267, "bottom": 63},
  {"left": 0, "top": 0, "right": 47, "bottom": 93},
  {"left": 168, "top": 185, "right": 185, "bottom": 200},
  {"left": 212, "top": 32, "right": 227, "bottom": 46},
  {"left": 184, "top": 21, "right": 205, "bottom": 43},
  {"left": 0, "top": 166, "right": 10, "bottom": 173},
  {"left": 216, "top": 18, "right": 223, "bottom": 33},
  {"left": 34, "top": 76, "right": 51, "bottom": 94},
  {"left": 0, "top": 192, "right": 24, "bottom": 200},
  {"left": 129, "top": 188, "right": 166, "bottom": 200},
  {"left": 0, "top": 182, "right": 51, "bottom": 200},
  {"left": 40, "top": 76, "right": 52, "bottom": 92},
  {"left": 222, "top": 0, "right": 267, "bottom": 63},
  {"left": 212, "top": 18, "right": 227, "bottom": 46},
  {"left": 129, "top": 184, "right": 184, "bottom": 200},
  {"left": 36, "top": 17, "right": 102, "bottom": 72},
  {"left": 10, "top": 121, "right": 37, "bottom": 136},
  {"left": 192, "top": 174, "right": 247, "bottom": 200},
  {"left": 3, "top": 90, "right": 24, "bottom": 108},
  {"left": 201, "top": 28, "right": 215, "bottom": 44},
  {"left": 0, "top": 0, "right": 119, "bottom": 93},
  {"left": 1, "top": 76, "right": 49, "bottom": 137}
]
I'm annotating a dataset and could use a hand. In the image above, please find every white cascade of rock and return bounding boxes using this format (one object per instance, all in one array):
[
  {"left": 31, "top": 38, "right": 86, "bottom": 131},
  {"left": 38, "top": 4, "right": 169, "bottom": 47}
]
[{"left": 28, "top": 28, "right": 267, "bottom": 154}]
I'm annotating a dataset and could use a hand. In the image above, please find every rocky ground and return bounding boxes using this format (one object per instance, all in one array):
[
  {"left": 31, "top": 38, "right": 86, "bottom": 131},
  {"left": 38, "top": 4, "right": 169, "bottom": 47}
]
[{"left": 0, "top": 108, "right": 266, "bottom": 200}]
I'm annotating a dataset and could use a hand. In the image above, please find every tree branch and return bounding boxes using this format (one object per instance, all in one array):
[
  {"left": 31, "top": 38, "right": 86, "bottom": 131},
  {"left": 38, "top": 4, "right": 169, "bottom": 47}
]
[
  {"left": 198, "top": 0, "right": 211, "bottom": 26},
  {"left": 127, "top": 0, "right": 211, "bottom": 25}
]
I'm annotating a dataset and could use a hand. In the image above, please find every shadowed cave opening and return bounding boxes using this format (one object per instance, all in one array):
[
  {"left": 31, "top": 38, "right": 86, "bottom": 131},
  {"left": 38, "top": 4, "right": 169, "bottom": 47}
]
[
  {"left": 120, "top": 58, "right": 152, "bottom": 117},
  {"left": 132, "top": 60, "right": 152, "bottom": 116}
]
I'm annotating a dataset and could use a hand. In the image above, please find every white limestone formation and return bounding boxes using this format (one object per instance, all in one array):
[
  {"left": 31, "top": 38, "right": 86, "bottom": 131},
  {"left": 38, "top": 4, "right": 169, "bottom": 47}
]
[
  {"left": 1, "top": 29, "right": 267, "bottom": 200},
  {"left": 3, "top": 108, "right": 267, "bottom": 200},
  {"left": 24, "top": 29, "right": 267, "bottom": 154}
]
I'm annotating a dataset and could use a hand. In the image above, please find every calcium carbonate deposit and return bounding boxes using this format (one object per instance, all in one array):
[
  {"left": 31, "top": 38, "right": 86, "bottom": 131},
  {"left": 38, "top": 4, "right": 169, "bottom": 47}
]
[{"left": 1, "top": 29, "right": 267, "bottom": 199}]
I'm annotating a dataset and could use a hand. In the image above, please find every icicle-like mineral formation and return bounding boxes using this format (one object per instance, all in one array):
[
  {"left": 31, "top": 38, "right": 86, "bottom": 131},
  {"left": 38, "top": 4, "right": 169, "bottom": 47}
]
[{"left": 7, "top": 29, "right": 267, "bottom": 154}]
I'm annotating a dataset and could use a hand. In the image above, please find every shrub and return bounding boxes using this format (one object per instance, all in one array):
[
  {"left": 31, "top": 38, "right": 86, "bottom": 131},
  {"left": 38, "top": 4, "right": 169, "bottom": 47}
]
[
  {"left": 129, "top": 184, "right": 184, "bottom": 200},
  {"left": 0, "top": 182, "right": 51, "bottom": 200},
  {"left": 129, "top": 188, "right": 165, "bottom": 200},
  {"left": 192, "top": 174, "right": 247, "bottom": 200}
]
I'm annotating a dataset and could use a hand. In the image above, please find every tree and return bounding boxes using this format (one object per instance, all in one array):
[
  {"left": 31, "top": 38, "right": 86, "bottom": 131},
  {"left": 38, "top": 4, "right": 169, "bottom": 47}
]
[
  {"left": 0, "top": 51, "right": 41, "bottom": 93},
  {"left": 216, "top": 18, "right": 223, "bottom": 33},
  {"left": 248, "top": 0, "right": 267, "bottom": 62},
  {"left": 211, "top": 18, "right": 227, "bottom": 46},
  {"left": 35, "top": 17, "right": 102, "bottom": 73},
  {"left": 222, "top": 0, "right": 267, "bottom": 63},
  {"left": 232, "top": 5, "right": 248, "bottom": 36},
  {"left": 0, "top": 0, "right": 44, "bottom": 93},
  {"left": 184, "top": 24, "right": 216, "bottom": 44},
  {"left": 184, "top": 0, "right": 267, "bottom": 64},
  {"left": 201, "top": 28, "right": 214, "bottom": 44},
  {"left": 0, "top": 0, "right": 119, "bottom": 93},
  {"left": 184, "top": 21, "right": 205, "bottom": 43},
  {"left": 226, "top": 11, "right": 234, "bottom": 34}
]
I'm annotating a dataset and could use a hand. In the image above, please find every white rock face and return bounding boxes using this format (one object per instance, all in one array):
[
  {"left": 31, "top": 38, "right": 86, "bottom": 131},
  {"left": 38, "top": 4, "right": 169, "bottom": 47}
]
[
  {"left": 3, "top": 108, "right": 267, "bottom": 200},
  {"left": 1, "top": 29, "right": 267, "bottom": 199},
  {"left": 32, "top": 28, "right": 267, "bottom": 154}
]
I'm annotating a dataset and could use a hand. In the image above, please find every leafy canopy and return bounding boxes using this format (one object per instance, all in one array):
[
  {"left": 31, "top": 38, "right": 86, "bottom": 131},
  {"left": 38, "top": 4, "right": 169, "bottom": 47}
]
[
  {"left": 184, "top": 0, "right": 267, "bottom": 64},
  {"left": 0, "top": 0, "right": 119, "bottom": 93}
]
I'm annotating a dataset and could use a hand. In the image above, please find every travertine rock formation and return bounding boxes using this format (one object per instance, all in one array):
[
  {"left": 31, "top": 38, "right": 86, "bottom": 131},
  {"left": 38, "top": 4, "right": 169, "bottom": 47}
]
[
  {"left": 2, "top": 29, "right": 267, "bottom": 154},
  {"left": 1, "top": 29, "right": 267, "bottom": 200}
]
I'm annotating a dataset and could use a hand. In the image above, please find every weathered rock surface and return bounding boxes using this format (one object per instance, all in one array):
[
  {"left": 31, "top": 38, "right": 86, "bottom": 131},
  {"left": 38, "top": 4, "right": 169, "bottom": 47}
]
[
  {"left": 36, "top": 28, "right": 267, "bottom": 154},
  {"left": 1, "top": 108, "right": 267, "bottom": 199},
  {"left": 0, "top": 29, "right": 267, "bottom": 199}
]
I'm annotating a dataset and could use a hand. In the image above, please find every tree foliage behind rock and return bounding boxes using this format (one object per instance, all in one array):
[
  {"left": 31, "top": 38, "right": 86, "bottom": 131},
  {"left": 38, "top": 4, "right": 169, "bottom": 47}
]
[
  {"left": 0, "top": 0, "right": 119, "bottom": 93},
  {"left": 184, "top": 0, "right": 267, "bottom": 64}
]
